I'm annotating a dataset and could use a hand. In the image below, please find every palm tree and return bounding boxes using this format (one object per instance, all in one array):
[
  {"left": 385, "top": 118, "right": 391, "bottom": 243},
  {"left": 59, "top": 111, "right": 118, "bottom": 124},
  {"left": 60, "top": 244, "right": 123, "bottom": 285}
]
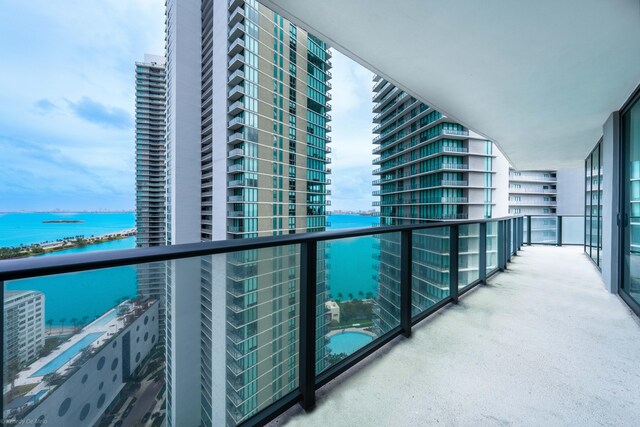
[
  {"left": 70, "top": 318, "right": 78, "bottom": 333},
  {"left": 358, "top": 291, "right": 364, "bottom": 299},
  {"left": 7, "top": 360, "right": 21, "bottom": 399},
  {"left": 366, "top": 291, "right": 374, "bottom": 300},
  {"left": 337, "top": 293, "right": 343, "bottom": 302},
  {"left": 348, "top": 293, "right": 354, "bottom": 301},
  {"left": 82, "top": 315, "right": 89, "bottom": 326},
  {"left": 59, "top": 318, "right": 66, "bottom": 334},
  {"left": 47, "top": 319, "right": 54, "bottom": 335}
]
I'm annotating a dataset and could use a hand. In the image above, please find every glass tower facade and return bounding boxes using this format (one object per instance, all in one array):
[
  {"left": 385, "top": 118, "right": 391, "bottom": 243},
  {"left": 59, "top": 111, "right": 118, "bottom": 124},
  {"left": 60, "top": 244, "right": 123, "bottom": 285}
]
[
  {"left": 371, "top": 77, "right": 497, "bottom": 321},
  {"left": 166, "top": 1, "right": 332, "bottom": 425}
]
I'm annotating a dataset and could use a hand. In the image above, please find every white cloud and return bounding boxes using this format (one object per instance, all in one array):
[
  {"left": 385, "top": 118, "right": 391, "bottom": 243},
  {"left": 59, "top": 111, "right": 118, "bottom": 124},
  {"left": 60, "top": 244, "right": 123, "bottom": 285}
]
[
  {"left": 327, "top": 50, "right": 377, "bottom": 211},
  {"left": 0, "top": 0, "right": 164, "bottom": 211}
]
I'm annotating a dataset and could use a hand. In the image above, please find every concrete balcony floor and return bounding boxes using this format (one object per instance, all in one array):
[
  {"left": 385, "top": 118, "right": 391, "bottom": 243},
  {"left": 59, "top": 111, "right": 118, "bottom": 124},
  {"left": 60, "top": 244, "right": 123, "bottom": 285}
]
[{"left": 274, "top": 246, "right": 640, "bottom": 426}]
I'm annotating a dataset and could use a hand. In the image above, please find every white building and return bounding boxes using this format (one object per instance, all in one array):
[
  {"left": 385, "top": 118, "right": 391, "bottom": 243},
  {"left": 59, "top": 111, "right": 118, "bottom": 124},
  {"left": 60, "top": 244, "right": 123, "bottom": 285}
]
[{"left": 4, "top": 290, "right": 45, "bottom": 365}]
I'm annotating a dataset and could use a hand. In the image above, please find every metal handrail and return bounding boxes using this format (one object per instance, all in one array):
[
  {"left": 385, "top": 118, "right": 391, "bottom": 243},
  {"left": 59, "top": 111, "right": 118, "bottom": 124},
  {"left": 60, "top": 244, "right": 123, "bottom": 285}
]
[
  {"left": 0, "top": 216, "right": 526, "bottom": 427},
  {"left": 0, "top": 216, "right": 522, "bottom": 281}
]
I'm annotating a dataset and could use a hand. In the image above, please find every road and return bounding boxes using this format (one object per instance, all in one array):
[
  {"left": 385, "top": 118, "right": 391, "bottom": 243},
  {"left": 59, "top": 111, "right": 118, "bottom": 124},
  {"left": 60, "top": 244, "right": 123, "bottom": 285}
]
[{"left": 120, "top": 379, "right": 163, "bottom": 427}]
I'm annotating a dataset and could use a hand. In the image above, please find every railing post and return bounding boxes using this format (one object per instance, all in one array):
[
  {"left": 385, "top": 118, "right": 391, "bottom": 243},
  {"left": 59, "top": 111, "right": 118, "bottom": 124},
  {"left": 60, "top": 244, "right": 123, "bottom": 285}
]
[
  {"left": 449, "top": 225, "right": 459, "bottom": 303},
  {"left": 498, "top": 220, "right": 506, "bottom": 270},
  {"left": 506, "top": 219, "right": 512, "bottom": 262},
  {"left": 299, "top": 241, "right": 317, "bottom": 412},
  {"left": 527, "top": 215, "right": 532, "bottom": 246},
  {"left": 518, "top": 217, "right": 523, "bottom": 250},
  {"left": 557, "top": 216, "right": 563, "bottom": 247},
  {"left": 479, "top": 222, "right": 487, "bottom": 283},
  {"left": 400, "top": 230, "right": 412, "bottom": 338}
]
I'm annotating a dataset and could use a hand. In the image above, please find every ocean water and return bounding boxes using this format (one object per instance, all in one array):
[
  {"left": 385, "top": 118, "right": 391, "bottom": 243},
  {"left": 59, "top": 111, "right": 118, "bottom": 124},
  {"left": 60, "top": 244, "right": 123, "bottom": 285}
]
[
  {"left": 5, "top": 215, "right": 137, "bottom": 325},
  {"left": 325, "top": 215, "right": 379, "bottom": 300},
  {"left": 4, "top": 213, "right": 378, "bottom": 325},
  {"left": 0, "top": 212, "right": 135, "bottom": 247}
]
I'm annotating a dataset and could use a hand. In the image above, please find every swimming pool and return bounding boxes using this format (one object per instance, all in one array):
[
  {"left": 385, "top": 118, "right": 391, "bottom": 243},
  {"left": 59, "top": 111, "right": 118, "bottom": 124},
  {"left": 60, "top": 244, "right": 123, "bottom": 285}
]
[
  {"left": 328, "top": 331, "right": 374, "bottom": 355},
  {"left": 92, "top": 309, "right": 118, "bottom": 328},
  {"left": 31, "top": 332, "right": 104, "bottom": 377}
]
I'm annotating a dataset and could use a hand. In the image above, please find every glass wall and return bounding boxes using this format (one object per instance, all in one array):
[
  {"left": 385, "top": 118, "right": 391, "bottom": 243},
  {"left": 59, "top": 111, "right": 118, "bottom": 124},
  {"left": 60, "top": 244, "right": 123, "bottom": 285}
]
[
  {"left": 622, "top": 90, "right": 640, "bottom": 308},
  {"left": 584, "top": 140, "right": 602, "bottom": 267}
]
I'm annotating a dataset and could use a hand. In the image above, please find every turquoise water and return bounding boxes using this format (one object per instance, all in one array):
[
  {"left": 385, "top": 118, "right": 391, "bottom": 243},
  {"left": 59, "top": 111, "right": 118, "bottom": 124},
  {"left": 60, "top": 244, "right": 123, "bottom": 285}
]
[
  {"left": 4, "top": 213, "right": 377, "bottom": 326},
  {"left": 7, "top": 235, "right": 137, "bottom": 325},
  {"left": 0, "top": 212, "right": 135, "bottom": 247},
  {"left": 327, "top": 331, "right": 374, "bottom": 354},
  {"left": 326, "top": 215, "right": 379, "bottom": 301},
  {"left": 31, "top": 332, "right": 104, "bottom": 377}
]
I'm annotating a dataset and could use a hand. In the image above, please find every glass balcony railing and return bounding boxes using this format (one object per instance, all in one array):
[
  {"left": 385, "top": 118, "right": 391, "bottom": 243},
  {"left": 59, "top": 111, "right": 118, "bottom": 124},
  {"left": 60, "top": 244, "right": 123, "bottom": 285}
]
[
  {"left": 1, "top": 217, "right": 524, "bottom": 426},
  {"left": 521, "top": 215, "right": 584, "bottom": 246}
]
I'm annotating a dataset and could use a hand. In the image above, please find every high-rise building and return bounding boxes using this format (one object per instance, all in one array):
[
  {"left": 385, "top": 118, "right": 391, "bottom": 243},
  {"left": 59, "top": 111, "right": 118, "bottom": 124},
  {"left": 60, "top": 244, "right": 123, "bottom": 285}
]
[
  {"left": 4, "top": 291, "right": 45, "bottom": 366},
  {"left": 134, "top": 54, "right": 167, "bottom": 336},
  {"left": 164, "top": 1, "right": 332, "bottom": 425},
  {"left": 371, "top": 77, "right": 508, "bottom": 330},
  {"left": 508, "top": 169, "right": 558, "bottom": 216},
  {"left": 135, "top": 54, "right": 167, "bottom": 248},
  {"left": 509, "top": 168, "right": 584, "bottom": 242}
]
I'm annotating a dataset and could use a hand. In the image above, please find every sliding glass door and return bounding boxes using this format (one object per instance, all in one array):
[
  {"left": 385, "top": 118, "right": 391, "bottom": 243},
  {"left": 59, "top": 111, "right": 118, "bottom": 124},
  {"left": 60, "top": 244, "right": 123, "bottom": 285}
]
[{"left": 621, "top": 91, "right": 640, "bottom": 310}]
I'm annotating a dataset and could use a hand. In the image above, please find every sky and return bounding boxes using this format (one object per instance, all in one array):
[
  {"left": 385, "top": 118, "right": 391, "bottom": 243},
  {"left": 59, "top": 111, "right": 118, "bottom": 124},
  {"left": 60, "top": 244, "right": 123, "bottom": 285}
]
[{"left": 0, "top": 0, "right": 376, "bottom": 213}]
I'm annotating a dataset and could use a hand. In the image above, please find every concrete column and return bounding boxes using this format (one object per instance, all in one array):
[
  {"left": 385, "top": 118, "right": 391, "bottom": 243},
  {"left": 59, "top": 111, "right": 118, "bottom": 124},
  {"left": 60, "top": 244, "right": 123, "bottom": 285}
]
[{"left": 601, "top": 112, "right": 620, "bottom": 293}]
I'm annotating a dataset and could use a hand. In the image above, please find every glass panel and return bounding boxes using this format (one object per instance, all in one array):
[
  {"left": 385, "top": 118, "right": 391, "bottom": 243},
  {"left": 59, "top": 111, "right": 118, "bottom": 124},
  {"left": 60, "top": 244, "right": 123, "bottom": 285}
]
[
  {"left": 530, "top": 216, "right": 557, "bottom": 244},
  {"left": 2, "top": 245, "right": 302, "bottom": 427},
  {"left": 459, "top": 224, "right": 480, "bottom": 289},
  {"left": 224, "top": 246, "right": 300, "bottom": 424},
  {"left": 411, "top": 227, "right": 450, "bottom": 317},
  {"left": 623, "top": 96, "right": 640, "bottom": 305},
  {"left": 486, "top": 221, "right": 498, "bottom": 272},
  {"left": 585, "top": 156, "right": 592, "bottom": 258},
  {"left": 523, "top": 217, "right": 528, "bottom": 243},
  {"left": 562, "top": 216, "right": 584, "bottom": 245},
  {"left": 3, "top": 264, "right": 165, "bottom": 427},
  {"left": 319, "top": 233, "right": 401, "bottom": 373}
]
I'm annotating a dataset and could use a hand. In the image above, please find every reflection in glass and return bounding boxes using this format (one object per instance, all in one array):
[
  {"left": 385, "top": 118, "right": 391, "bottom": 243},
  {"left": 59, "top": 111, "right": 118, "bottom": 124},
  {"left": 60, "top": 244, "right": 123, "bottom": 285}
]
[
  {"left": 411, "top": 227, "right": 450, "bottom": 317},
  {"left": 623, "top": 96, "right": 640, "bottom": 304},
  {"left": 530, "top": 216, "right": 557, "bottom": 244},
  {"left": 459, "top": 224, "right": 480, "bottom": 289},
  {"left": 318, "top": 233, "right": 401, "bottom": 373},
  {"left": 487, "top": 222, "right": 498, "bottom": 272}
]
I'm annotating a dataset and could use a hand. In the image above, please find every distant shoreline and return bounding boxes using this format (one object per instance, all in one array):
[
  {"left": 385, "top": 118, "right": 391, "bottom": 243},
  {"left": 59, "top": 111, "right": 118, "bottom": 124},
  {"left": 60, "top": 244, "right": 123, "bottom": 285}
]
[
  {"left": 0, "top": 229, "right": 137, "bottom": 260},
  {"left": 0, "top": 211, "right": 135, "bottom": 214}
]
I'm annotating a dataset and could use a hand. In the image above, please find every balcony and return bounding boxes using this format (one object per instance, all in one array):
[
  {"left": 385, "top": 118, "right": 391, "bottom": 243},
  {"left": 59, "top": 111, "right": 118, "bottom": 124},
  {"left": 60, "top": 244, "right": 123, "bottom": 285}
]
[
  {"left": 228, "top": 6, "right": 244, "bottom": 26},
  {"left": 228, "top": 85, "right": 244, "bottom": 101},
  {"left": 5, "top": 215, "right": 639, "bottom": 426},
  {"left": 228, "top": 148, "right": 243, "bottom": 159},
  {"left": 227, "top": 53, "right": 244, "bottom": 71},
  {"left": 227, "top": 69, "right": 244, "bottom": 86},
  {"left": 228, "top": 131, "right": 244, "bottom": 144},
  {"left": 228, "top": 116, "right": 244, "bottom": 130},
  {"left": 228, "top": 22, "right": 244, "bottom": 41},
  {"left": 228, "top": 38, "right": 245, "bottom": 56},
  {"left": 228, "top": 100, "right": 244, "bottom": 115},
  {"left": 274, "top": 245, "right": 640, "bottom": 426}
]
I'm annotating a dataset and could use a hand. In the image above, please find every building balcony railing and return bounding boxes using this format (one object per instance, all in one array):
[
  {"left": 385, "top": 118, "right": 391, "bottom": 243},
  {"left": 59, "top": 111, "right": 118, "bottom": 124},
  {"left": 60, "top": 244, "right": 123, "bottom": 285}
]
[
  {"left": 509, "top": 175, "right": 557, "bottom": 182},
  {"left": 1, "top": 216, "right": 529, "bottom": 426}
]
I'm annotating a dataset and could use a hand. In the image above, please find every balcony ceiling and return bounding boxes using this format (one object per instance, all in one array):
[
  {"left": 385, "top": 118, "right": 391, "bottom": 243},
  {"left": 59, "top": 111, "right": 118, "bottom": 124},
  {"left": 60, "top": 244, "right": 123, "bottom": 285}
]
[{"left": 261, "top": 0, "right": 640, "bottom": 169}]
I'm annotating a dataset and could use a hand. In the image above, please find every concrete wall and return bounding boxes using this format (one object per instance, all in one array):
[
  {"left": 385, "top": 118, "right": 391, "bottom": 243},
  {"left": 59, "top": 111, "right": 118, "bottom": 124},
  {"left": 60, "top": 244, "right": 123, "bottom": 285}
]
[
  {"left": 166, "top": 0, "right": 202, "bottom": 245},
  {"left": 601, "top": 112, "right": 620, "bottom": 293},
  {"left": 556, "top": 168, "right": 585, "bottom": 215},
  {"left": 493, "top": 145, "right": 510, "bottom": 218}
]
